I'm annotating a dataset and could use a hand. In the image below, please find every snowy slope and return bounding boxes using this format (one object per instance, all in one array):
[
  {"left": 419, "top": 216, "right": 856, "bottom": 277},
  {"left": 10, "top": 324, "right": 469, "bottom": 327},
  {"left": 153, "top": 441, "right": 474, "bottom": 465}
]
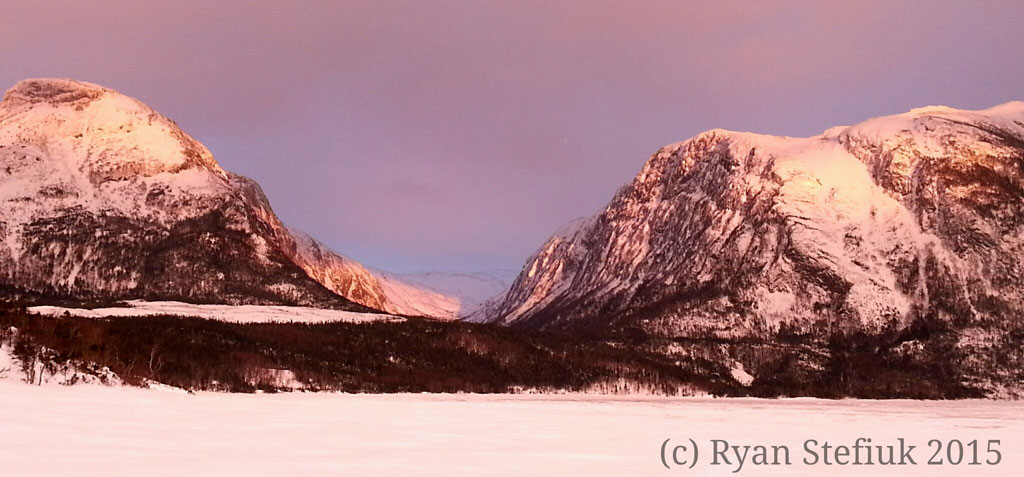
[
  {"left": 483, "top": 102, "right": 1024, "bottom": 336},
  {"left": 28, "top": 300, "right": 404, "bottom": 324},
  {"left": 402, "top": 271, "right": 514, "bottom": 311},
  {"left": 286, "top": 228, "right": 391, "bottom": 311},
  {"left": 0, "top": 79, "right": 230, "bottom": 224},
  {"left": 372, "top": 271, "right": 463, "bottom": 318},
  {"left": 374, "top": 270, "right": 512, "bottom": 318}
]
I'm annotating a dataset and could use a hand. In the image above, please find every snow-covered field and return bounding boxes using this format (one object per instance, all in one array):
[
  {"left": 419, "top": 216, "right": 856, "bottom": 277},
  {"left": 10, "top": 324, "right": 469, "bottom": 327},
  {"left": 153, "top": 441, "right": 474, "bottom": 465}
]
[
  {"left": 28, "top": 300, "right": 403, "bottom": 324},
  {"left": 0, "top": 381, "right": 1020, "bottom": 476}
]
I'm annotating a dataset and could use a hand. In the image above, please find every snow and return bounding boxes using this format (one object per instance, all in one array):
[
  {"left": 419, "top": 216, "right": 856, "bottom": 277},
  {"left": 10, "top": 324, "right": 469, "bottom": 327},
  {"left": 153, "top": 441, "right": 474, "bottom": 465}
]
[
  {"left": 28, "top": 300, "right": 404, "bottom": 324},
  {"left": 372, "top": 271, "right": 463, "bottom": 319},
  {"left": 838, "top": 101, "right": 1024, "bottom": 191},
  {"left": 374, "top": 270, "right": 512, "bottom": 319},
  {"left": 0, "top": 336, "right": 122, "bottom": 386},
  {"left": 286, "top": 227, "right": 393, "bottom": 311},
  {"left": 729, "top": 361, "right": 755, "bottom": 386},
  {"left": 758, "top": 133, "right": 920, "bottom": 323},
  {"left": 0, "top": 78, "right": 229, "bottom": 225},
  {"left": 0, "top": 341, "right": 18, "bottom": 379},
  {"left": 0, "top": 380, "right": 1021, "bottom": 476}
]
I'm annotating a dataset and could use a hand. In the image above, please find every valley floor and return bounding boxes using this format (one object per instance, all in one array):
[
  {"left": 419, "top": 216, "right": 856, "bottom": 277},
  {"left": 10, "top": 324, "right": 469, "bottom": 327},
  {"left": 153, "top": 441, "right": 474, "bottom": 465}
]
[
  {"left": 28, "top": 300, "right": 403, "bottom": 324},
  {"left": 0, "top": 381, "right": 1021, "bottom": 476}
]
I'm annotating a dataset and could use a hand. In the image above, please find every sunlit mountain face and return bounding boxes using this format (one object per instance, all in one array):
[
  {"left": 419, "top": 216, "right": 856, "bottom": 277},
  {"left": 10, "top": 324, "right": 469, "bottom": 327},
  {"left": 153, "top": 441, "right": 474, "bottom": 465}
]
[{"left": 477, "top": 102, "right": 1024, "bottom": 398}]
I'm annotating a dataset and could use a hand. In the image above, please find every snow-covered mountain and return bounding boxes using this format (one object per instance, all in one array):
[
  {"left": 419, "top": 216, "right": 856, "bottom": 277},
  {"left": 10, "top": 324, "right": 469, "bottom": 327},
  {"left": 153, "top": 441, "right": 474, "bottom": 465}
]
[
  {"left": 481, "top": 102, "right": 1024, "bottom": 335},
  {"left": 0, "top": 78, "right": 459, "bottom": 317},
  {"left": 373, "top": 270, "right": 511, "bottom": 318},
  {"left": 286, "top": 228, "right": 391, "bottom": 311},
  {"left": 477, "top": 101, "right": 1024, "bottom": 395}
]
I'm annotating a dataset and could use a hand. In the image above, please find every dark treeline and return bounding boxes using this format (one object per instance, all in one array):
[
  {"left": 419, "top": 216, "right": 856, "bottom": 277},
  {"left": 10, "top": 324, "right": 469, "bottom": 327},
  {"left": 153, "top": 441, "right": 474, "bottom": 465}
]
[
  {"left": 738, "top": 316, "right": 990, "bottom": 399},
  {"left": 3, "top": 301, "right": 1016, "bottom": 398},
  {"left": 0, "top": 302, "right": 731, "bottom": 394}
]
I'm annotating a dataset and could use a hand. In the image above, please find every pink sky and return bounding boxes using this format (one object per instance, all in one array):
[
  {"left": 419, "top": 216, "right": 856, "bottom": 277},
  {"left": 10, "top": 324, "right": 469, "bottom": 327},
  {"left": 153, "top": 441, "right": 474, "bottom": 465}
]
[{"left": 2, "top": 1, "right": 1022, "bottom": 272}]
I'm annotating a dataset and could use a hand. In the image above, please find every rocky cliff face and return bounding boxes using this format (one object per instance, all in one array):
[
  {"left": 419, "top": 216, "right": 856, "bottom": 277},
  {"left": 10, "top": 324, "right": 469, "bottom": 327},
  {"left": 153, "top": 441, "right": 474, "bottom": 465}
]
[
  {"left": 480, "top": 102, "right": 1024, "bottom": 397},
  {"left": 286, "top": 228, "right": 391, "bottom": 312},
  {"left": 0, "top": 78, "right": 448, "bottom": 313}
]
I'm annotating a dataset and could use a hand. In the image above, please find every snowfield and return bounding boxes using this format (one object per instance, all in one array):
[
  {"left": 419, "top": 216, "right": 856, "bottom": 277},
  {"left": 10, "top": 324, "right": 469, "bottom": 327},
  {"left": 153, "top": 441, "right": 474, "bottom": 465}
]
[
  {"left": 0, "top": 381, "right": 1020, "bottom": 476},
  {"left": 28, "top": 300, "right": 404, "bottom": 324},
  {"left": 373, "top": 270, "right": 512, "bottom": 319}
]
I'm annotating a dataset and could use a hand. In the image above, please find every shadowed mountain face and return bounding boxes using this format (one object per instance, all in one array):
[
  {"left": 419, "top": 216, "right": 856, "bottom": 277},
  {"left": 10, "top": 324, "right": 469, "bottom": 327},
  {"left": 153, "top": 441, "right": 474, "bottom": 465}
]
[
  {"left": 479, "top": 102, "right": 1024, "bottom": 397},
  {"left": 0, "top": 78, "right": 474, "bottom": 314}
]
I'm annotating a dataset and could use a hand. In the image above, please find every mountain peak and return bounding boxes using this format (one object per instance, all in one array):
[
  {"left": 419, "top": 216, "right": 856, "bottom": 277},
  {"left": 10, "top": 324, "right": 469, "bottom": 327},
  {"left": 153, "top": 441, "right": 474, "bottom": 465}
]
[
  {"left": 2, "top": 78, "right": 109, "bottom": 107},
  {"left": 900, "top": 100, "right": 1024, "bottom": 119},
  {"left": 0, "top": 78, "right": 223, "bottom": 189},
  {"left": 906, "top": 104, "right": 956, "bottom": 115}
]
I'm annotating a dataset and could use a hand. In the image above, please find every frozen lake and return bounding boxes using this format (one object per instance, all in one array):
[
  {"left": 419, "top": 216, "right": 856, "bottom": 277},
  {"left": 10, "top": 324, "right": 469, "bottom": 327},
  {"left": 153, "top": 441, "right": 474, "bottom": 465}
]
[{"left": 1, "top": 381, "right": 1021, "bottom": 476}]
